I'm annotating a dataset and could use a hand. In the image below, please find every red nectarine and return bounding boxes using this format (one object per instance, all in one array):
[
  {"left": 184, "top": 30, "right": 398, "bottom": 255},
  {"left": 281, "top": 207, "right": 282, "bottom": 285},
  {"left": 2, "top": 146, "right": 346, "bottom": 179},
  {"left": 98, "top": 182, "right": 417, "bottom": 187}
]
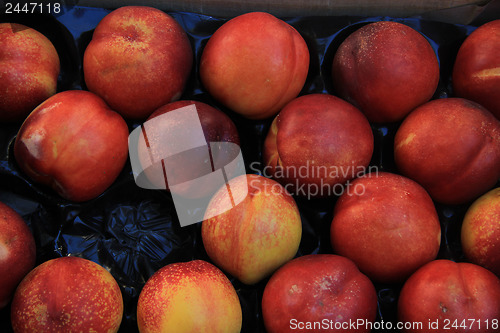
[
  {"left": 263, "top": 93, "right": 374, "bottom": 197},
  {"left": 11, "top": 256, "right": 123, "bottom": 332},
  {"left": 84, "top": 6, "right": 193, "bottom": 120},
  {"left": 332, "top": 21, "right": 439, "bottom": 123},
  {"left": 135, "top": 100, "right": 240, "bottom": 198},
  {"left": 453, "top": 20, "right": 500, "bottom": 119},
  {"left": 14, "top": 90, "right": 129, "bottom": 202},
  {"left": 200, "top": 12, "right": 309, "bottom": 119},
  {"left": 0, "top": 23, "right": 60, "bottom": 122},
  {"left": 398, "top": 260, "right": 500, "bottom": 333},
  {"left": 461, "top": 187, "right": 500, "bottom": 276},
  {"left": 394, "top": 98, "right": 500, "bottom": 204},
  {"left": 262, "top": 254, "right": 378, "bottom": 333},
  {"left": 330, "top": 172, "right": 441, "bottom": 284},
  {"left": 0, "top": 202, "right": 35, "bottom": 309}
]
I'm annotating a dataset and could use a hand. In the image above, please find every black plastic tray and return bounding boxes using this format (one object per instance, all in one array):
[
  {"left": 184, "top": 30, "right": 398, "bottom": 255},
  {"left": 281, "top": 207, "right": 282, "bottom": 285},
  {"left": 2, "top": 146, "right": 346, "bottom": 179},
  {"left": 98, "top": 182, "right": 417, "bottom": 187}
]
[{"left": 0, "top": 5, "right": 497, "bottom": 332}]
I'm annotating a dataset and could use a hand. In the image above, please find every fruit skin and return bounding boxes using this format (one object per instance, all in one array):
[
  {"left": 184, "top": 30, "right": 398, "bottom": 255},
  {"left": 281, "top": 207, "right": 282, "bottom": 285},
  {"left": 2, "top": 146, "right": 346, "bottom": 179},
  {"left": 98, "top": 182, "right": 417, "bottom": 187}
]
[
  {"left": 398, "top": 260, "right": 500, "bottom": 333},
  {"left": 0, "top": 23, "right": 60, "bottom": 122},
  {"left": 332, "top": 21, "right": 439, "bottom": 123},
  {"left": 11, "top": 256, "right": 124, "bottom": 333},
  {"left": 200, "top": 11, "right": 310, "bottom": 120},
  {"left": 202, "top": 174, "right": 302, "bottom": 285},
  {"left": 262, "top": 254, "right": 378, "bottom": 333},
  {"left": 137, "top": 260, "right": 242, "bottom": 333},
  {"left": 0, "top": 202, "right": 36, "bottom": 309},
  {"left": 263, "top": 93, "right": 373, "bottom": 197},
  {"left": 14, "top": 90, "right": 129, "bottom": 202},
  {"left": 83, "top": 6, "right": 193, "bottom": 120},
  {"left": 136, "top": 100, "right": 240, "bottom": 198},
  {"left": 330, "top": 172, "right": 441, "bottom": 284},
  {"left": 453, "top": 19, "right": 500, "bottom": 120},
  {"left": 394, "top": 97, "right": 500, "bottom": 205},
  {"left": 461, "top": 187, "right": 500, "bottom": 276}
]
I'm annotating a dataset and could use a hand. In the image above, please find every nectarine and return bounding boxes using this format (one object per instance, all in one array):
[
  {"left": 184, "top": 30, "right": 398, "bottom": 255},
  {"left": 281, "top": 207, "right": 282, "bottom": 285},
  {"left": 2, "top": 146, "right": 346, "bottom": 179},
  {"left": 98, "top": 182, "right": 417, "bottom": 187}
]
[
  {"left": 332, "top": 21, "right": 439, "bottom": 123},
  {"left": 398, "top": 260, "right": 500, "bottom": 333},
  {"left": 84, "top": 6, "right": 193, "bottom": 119},
  {"left": 330, "top": 172, "right": 441, "bottom": 284},
  {"left": 461, "top": 187, "right": 500, "bottom": 276},
  {"left": 137, "top": 260, "right": 242, "bottom": 333},
  {"left": 263, "top": 93, "right": 373, "bottom": 197},
  {"left": 0, "top": 202, "right": 36, "bottom": 309},
  {"left": 135, "top": 100, "right": 240, "bottom": 198},
  {"left": 453, "top": 20, "right": 500, "bottom": 119},
  {"left": 394, "top": 98, "right": 500, "bottom": 204},
  {"left": 14, "top": 90, "right": 129, "bottom": 202},
  {"left": 11, "top": 256, "right": 123, "bottom": 332},
  {"left": 202, "top": 174, "right": 302, "bottom": 285},
  {"left": 262, "top": 254, "right": 378, "bottom": 333},
  {"left": 200, "top": 12, "right": 309, "bottom": 119},
  {"left": 0, "top": 23, "right": 60, "bottom": 122}
]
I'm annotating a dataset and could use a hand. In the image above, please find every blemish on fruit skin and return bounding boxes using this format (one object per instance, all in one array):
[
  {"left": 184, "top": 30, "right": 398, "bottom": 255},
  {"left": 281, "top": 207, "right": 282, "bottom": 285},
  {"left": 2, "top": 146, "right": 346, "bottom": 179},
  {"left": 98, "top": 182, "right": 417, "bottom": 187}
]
[
  {"left": 289, "top": 284, "right": 300, "bottom": 294},
  {"left": 52, "top": 141, "right": 58, "bottom": 158},
  {"left": 472, "top": 67, "right": 500, "bottom": 79},
  {"left": 21, "top": 128, "right": 45, "bottom": 159},
  {"left": 0, "top": 243, "right": 7, "bottom": 261},
  {"left": 395, "top": 133, "right": 416, "bottom": 150},
  {"left": 439, "top": 302, "right": 448, "bottom": 313},
  {"left": 33, "top": 101, "right": 62, "bottom": 117},
  {"left": 318, "top": 276, "right": 333, "bottom": 291}
]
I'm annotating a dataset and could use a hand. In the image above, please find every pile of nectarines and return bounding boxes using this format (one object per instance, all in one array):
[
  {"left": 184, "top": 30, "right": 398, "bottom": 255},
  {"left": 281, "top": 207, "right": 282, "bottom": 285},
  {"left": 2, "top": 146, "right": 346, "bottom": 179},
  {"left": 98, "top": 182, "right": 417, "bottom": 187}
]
[{"left": 0, "top": 5, "right": 499, "bottom": 333}]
